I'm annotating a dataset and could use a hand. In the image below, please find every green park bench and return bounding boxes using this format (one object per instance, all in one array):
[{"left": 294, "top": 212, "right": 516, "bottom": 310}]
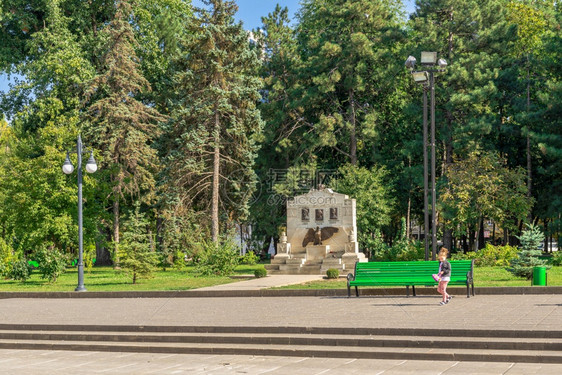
[{"left": 346, "top": 260, "right": 475, "bottom": 298}]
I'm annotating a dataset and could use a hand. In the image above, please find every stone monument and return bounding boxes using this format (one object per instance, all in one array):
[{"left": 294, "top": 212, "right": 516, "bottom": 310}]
[{"left": 269, "top": 187, "right": 367, "bottom": 274}]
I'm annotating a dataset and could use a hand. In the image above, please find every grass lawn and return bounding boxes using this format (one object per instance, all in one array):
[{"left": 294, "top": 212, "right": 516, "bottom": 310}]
[
  {"left": 0, "top": 264, "right": 263, "bottom": 292},
  {"left": 272, "top": 266, "right": 562, "bottom": 289},
  {"left": 1, "top": 265, "right": 560, "bottom": 292}
]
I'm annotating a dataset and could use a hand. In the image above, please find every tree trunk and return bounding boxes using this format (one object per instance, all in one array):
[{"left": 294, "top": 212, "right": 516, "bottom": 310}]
[
  {"left": 406, "top": 192, "right": 411, "bottom": 240},
  {"left": 148, "top": 226, "right": 155, "bottom": 252},
  {"left": 468, "top": 228, "right": 475, "bottom": 252},
  {"left": 95, "top": 226, "right": 112, "bottom": 266},
  {"left": 113, "top": 198, "right": 120, "bottom": 268},
  {"left": 544, "top": 219, "right": 549, "bottom": 253},
  {"left": 526, "top": 59, "right": 532, "bottom": 217},
  {"left": 156, "top": 216, "right": 164, "bottom": 252},
  {"left": 478, "top": 218, "right": 485, "bottom": 250},
  {"left": 442, "top": 11, "right": 455, "bottom": 256},
  {"left": 349, "top": 90, "right": 357, "bottom": 165},
  {"left": 211, "top": 110, "right": 221, "bottom": 243}
]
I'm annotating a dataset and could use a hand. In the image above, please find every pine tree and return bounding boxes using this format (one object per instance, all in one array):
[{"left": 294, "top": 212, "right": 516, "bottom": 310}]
[
  {"left": 508, "top": 223, "right": 548, "bottom": 279},
  {"left": 254, "top": 5, "right": 307, "bottom": 165},
  {"left": 120, "top": 202, "right": 158, "bottom": 284},
  {"left": 297, "top": 0, "right": 405, "bottom": 166},
  {"left": 249, "top": 5, "right": 305, "bottom": 244},
  {"left": 410, "top": 0, "right": 516, "bottom": 249},
  {"left": 166, "top": 0, "right": 263, "bottom": 243},
  {"left": 83, "top": 0, "right": 165, "bottom": 260},
  {"left": 505, "top": 1, "right": 552, "bottom": 209}
]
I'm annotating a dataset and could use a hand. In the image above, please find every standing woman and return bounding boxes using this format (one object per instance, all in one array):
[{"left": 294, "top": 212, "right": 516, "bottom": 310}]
[{"left": 437, "top": 248, "right": 452, "bottom": 305}]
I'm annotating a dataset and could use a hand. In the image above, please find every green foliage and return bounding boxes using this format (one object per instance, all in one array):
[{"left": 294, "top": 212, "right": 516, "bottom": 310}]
[
  {"left": 552, "top": 251, "right": 562, "bottom": 267},
  {"left": 441, "top": 151, "right": 532, "bottom": 235},
  {"left": 0, "top": 237, "right": 15, "bottom": 277},
  {"left": 119, "top": 203, "right": 159, "bottom": 284},
  {"left": 396, "top": 241, "right": 426, "bottom": 261},
  {"left": 0, "top": 0, "right": 561, "bottom": 270},
  {"left": 165, "top": 0, "right": 264, "bottom": 241},
  {"left": 254, "top": 267, "right": 267, "bottom": 278},
  {"left": 34, "top": 246, "right": 69, "bottom": 283},
  {"left": 326, "top": 268, "right": 339, "bottom": 279},
  {"left": 336, "top": 164, "right": 394, "bottom": 254},
  {"left": 451, "top": 244, "right": 518, "bottom": 267},
  {"left": 194, "top": 237, "right": 240, "bottom": 277},
  {"left": 508, "top": 224, "right": 549, "bottom": 279},
  {"left": 240, "top": 251, "right": 259, "bottom": 266},
  {"left": 10, "top": 257, "right": 33, "bottom": 282}
]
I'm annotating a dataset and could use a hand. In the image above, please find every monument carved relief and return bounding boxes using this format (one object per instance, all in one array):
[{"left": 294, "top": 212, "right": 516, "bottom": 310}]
[
  {"left": 273, "top": 187, "right": 367, "bottom": 273},
  {"left": 302, "top": 226, "right": 338, "bottom": 247}
]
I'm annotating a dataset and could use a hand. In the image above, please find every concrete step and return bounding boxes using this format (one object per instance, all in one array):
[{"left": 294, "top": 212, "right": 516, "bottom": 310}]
[
  {"left": 2, "top": 324, "right": 561, "bottom": 339},
  {"left": 0, "top": 338, "right": 561, "bottom": 363},
  {"left": 0, "top": 325, "right": 562, "bottom": 363},
  {"left": 0, "top": 331, "right": 561, "bottom": 351}
]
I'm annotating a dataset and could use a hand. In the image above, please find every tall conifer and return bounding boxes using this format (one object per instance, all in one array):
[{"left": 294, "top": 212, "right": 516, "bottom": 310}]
[
  {"left": 297, "top": 0, "right": 405, "bottom": 165},
  {"left": 83, "top": 0, "right": 164, "bottom": 259},
  {"left": 166, "top": 0, "right": 263, "bottom": 243}
]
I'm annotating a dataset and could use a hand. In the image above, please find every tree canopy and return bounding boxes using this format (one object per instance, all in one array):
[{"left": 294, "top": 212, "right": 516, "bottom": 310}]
[{"left": 0, "top": 0, "right": 560, "bottom": 266}]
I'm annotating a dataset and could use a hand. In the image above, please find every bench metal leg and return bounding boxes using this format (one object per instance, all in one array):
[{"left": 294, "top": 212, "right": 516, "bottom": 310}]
[
  {"left": 412, "top": 285, "right": 416, "bottom": 297},
  {"left": 406, "top": 286, "right": 410, "bottom": 297},
  {"left": 347, "top": 285, "right": 351, "bottom": 298},
  {"left": 355, "top": 286, "right": 359, "bottom": 297}
]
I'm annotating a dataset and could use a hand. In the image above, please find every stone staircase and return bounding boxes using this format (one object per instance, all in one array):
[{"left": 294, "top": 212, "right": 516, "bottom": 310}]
[
  {"left": 265, "top": 252, "right": 351, "bottom": 275},
  {"left": 1, "top": 324, "right": 561, "bottom": 363}
]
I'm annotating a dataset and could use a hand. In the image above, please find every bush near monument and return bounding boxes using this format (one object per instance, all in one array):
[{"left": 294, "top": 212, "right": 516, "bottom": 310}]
[
  {"left": 194, "top": 237, "right": 240, "bottom": 276},
  {"left": 326, "top": 268, "right": 339, "bottom": 279},
  {"left": 254, "top": 267, "right": 267, "bottom": 278}
]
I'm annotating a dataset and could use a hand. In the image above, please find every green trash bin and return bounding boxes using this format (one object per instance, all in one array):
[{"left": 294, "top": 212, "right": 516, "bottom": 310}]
[{"left": 532, "top": 266, "right": 547, "bottom": 286}]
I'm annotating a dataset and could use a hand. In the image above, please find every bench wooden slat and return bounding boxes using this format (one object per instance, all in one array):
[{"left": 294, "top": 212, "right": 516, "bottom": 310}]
[{"left": 347, "top": 260, "right": 474, "bottom": 298}]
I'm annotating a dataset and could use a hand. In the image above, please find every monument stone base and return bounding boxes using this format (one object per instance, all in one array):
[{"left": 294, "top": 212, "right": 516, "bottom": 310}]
[{"left": 306, "top": 245, "right": 330, "bottom": 261}]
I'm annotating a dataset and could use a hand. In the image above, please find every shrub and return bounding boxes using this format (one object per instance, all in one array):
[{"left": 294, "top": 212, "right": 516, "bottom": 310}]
[
  {"left": 240, "top": 251, "right": 259, "bottom": 265},
  {"left": 451, "top": 244, "right": 518, "bottom": 267},
  {"left": 396, "top": 241, "right": 425, "bottom": 261},
  {"left": 507, "top": 224, "right": 550, "bottom": 279},
  {"left": 254, "top": 267, "right": 267, "bottom": 278},
  {"left": 551, "top": 251, "right": 562, "bottom": 267},
  {"left": 478, "top": 244, "right": 518, "bottom": 267},
  {"left": 10, "top": 258, "right": 33, "bottom": 282},
  {"left": 451, "top": 251, "right": 478, "bottom": 261},
  {"left": 195, "top": 237, "right": 240, "bottom": 276},
  {"left": 0, "top": 238, "right": 14, "bottom": 277},
  {"left": 326, "top": 268, "right": 339, "bottom": 279},
  {"left": 120, "top": 203, "right": 159, "bottom": 284},
  {"left": 34, "top": 246, "right": 69, "bottom": 283}
]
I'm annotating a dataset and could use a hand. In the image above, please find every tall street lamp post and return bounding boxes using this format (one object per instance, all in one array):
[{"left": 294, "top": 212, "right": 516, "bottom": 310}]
[
  {"left": 405, "top": 52, "right": 447, "bottom": 261},
  {"left": 62, "top": 135, "right": 98, "bottom": 292}
]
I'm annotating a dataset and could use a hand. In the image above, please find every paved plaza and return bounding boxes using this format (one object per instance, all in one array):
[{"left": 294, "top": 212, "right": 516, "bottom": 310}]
[
  {"left": 0, "top": 276, "right": 561, "bottom": 373},
  {"left": 2, "top": 349, "right": 562, "bottom": 374}
]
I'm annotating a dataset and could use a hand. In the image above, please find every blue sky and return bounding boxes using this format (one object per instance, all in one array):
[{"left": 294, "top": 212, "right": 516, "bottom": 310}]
[
  {"left": 0, "top": 1, "right": 416, "bottom": 93},
  {"left": 193, "top": 0, "right": 417, "bottom": 30}
]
